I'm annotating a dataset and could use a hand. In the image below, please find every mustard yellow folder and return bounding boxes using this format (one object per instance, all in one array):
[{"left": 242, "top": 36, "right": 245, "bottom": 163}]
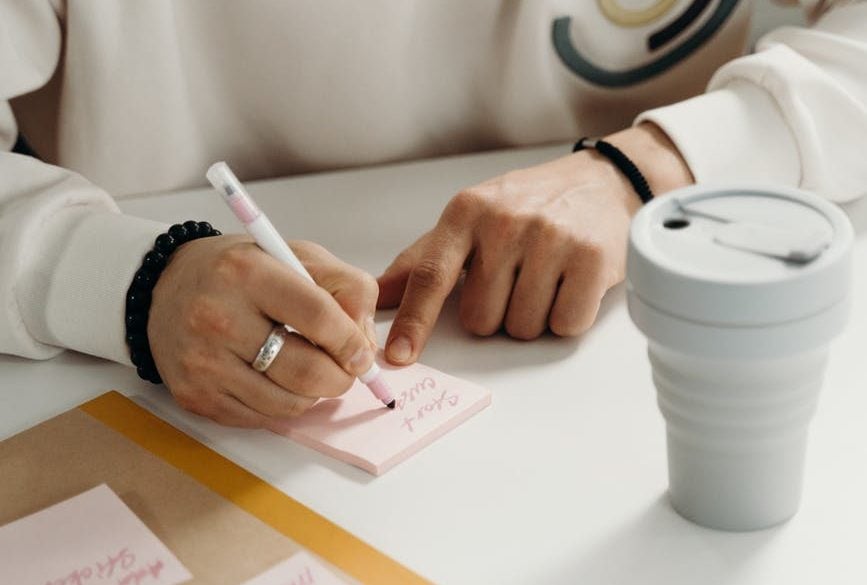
[{"left": 0, "top": 391, "right": 428, "bottom": 585}]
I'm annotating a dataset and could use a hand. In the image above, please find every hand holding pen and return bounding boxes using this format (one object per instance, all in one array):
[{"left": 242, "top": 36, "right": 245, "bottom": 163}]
[
  {"left": 145, "top": 171, "right": 391, "bottom": 429},
  {"left": 207, "top": 162, "right": 395, "bottom": 408}
]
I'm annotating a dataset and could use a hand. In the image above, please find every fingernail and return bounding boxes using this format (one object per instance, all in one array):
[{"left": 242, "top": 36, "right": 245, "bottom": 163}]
[
  {"left": 349, "top": 346, "right": 375, "bottom": 373},
  {"left": 387, "top": 336, "right": 412, "bottom": 364},
  {"left": 364, "top": 316, "right": 378, "bottom": 348}
]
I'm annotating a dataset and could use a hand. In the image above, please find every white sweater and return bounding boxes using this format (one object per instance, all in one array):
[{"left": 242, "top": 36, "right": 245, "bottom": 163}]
[{"left": 2, "top": 0, "right": 866, "bottom": 364}]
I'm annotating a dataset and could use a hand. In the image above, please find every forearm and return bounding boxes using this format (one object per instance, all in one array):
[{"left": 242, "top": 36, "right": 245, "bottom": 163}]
[{"left": 636, "top": 1, "right": 867, "bottom": 202}]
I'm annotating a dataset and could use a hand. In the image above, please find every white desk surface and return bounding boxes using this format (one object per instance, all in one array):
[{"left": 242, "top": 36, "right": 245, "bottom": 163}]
[{"left": 3, "top": 145, "right": 866, "bottom": 585}]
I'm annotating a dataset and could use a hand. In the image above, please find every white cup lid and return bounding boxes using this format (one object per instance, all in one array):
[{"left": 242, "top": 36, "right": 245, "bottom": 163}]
[{"left": 627, "top": 184, "right": 853, "bottom": 327}]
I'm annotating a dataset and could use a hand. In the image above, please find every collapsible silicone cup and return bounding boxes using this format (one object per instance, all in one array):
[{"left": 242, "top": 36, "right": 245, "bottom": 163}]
[{"left": 627, "top": 185, "right": 853, "bottom": 531}]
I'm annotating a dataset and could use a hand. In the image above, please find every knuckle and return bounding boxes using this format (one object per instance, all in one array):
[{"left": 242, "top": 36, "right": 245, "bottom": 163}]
[
  {"left": 294, "top": 240, "right": 327, "bottom": 258},
  {"left": 487, "top": 208, "right": 521, "bottom": 241},
  {"left": 504, "top": 318, "right": 544, "bottom": 341},
  {"left": 443, "top": 189, "right": 489, "bottom": 225},
  {"left": 549, "top": 319, "right": 582, "bottom": 338},
  {"left": 336, "top": 332, "right": 368, "bottom": 369},
  {"left": 410, "top": 258, "right": 449, "bottom": 291},
  {"left": 572, "top": 238, "right": 606, "bottom": 268},
  {"left": 285, "top": 397, "right": 308, "bottom": 418},
  {"left": 538, "top": 217, "right": 569, "bottom": 243},
  {"left": 549, "top": 311, "right": 592, "bottom": 337},
  {"left": 346, "top": 269, "right": 380, "bottom": 306},
  {"left": 177, "top": 348, "right": 215, "bottom": 380},
  {"left": 185, "top": 296, "right": 232, "bottom": 338},
  {"left": 448, "top": 189, "right": 482, "bottom": 216},
  {"left": 360, "top": 272, "right": 380, "bottom": 303},
  {"left": 526, "top": 212, "right": 551, "bottom": 237},
  {"left": 391, "top": 313, "right": 426, "bottom": 339},
  {"left": 464, "top": 318, "right": 499, "bottom": 337},
  {"left": 213, "top": 244, "right": 257, "bottom": 284}
]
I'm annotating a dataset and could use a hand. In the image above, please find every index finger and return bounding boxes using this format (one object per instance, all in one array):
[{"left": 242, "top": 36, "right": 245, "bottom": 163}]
[
  {"left": 249, "top": 253, "right": 374, "bottom": 377},
  {"left": 385, "top": 229, "right": 473, "bottom": 365},
  {"left": 288, "top": 242, "right": 377, "bottom": 316}
]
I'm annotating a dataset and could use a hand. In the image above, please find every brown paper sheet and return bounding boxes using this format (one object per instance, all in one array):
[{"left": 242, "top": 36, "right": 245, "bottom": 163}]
[{"left": 0, "top": 395, "right": 384, "bottom": 584}]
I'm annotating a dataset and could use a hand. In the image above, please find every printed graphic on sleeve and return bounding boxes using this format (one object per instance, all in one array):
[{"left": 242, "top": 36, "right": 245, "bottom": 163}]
[{"left": 552, "top": 0, "right": 740, "bottom": 87}]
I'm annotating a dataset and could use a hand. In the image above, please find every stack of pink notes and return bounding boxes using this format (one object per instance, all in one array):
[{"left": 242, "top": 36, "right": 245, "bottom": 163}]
[{"left": 271, "top": 360, "right": 491, "bottom": 475}]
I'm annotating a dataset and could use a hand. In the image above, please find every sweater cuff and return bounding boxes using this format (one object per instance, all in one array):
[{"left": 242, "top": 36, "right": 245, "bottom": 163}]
[
  {"left": 635, "top": 80, "right": 801, "bottom": 188},
  {"left": 19, "top": 208, "right": 168, "bottom": 365}
]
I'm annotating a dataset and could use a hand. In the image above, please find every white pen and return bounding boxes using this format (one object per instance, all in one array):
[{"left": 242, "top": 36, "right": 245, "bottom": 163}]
[{"left": 206, "top": 161, "right": 396, "bottom": 409}]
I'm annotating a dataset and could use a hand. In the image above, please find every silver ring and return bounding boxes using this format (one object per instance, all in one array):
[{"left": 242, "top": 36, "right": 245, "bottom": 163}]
[{"left": 252, "top": 325, "right": 289, "bottom": 372}]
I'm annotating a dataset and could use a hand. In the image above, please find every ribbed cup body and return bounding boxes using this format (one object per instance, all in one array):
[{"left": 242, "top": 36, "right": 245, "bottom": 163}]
[{"left": 649, "top": 342, "right": 828, "bottom": 531}]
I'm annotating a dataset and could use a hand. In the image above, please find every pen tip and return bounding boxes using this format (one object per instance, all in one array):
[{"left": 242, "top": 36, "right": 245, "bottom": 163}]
[{"left": 386, "top": 400, "right": 396, "bottom": 409}]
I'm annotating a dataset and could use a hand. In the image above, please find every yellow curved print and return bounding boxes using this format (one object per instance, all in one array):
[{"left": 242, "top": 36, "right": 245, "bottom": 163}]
[{"left": 598, "top": 0, "right": 678, "bottom": 27}]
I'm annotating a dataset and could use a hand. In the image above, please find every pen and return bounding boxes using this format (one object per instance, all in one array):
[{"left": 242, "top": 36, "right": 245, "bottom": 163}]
[{"left": 206, "top": 161, "right": 396, "bottom": 409}]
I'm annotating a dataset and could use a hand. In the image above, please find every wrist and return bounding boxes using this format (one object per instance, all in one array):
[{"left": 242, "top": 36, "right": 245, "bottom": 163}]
[
  {"left": 605, "top": 122, "right": 694, "bottom": 198},
  {"left": 127, "top": 221, "right": 222, "bottom": 383}
]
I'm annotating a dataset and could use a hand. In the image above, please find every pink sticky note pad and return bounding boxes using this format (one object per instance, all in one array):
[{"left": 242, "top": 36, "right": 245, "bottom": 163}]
[
  {"left": 272, "top": 361, "right": 491, "bottom": 475},
  {"left": 0, "top": 484, "right": 192, "bottom": 584},
  {"left": 241, "top": 550, "right": 346, "bottom": 585}
]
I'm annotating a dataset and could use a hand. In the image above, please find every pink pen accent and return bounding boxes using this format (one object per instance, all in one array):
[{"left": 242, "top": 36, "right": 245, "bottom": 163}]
[
  {"left": 366, "top": 376, "right": 394, "bottom": 405},
  {"left": 359, "top": 362, "right": 396, "bottom": 409},
  {"left": 228, "top": 193, "right": 259, "bottom": 224}
]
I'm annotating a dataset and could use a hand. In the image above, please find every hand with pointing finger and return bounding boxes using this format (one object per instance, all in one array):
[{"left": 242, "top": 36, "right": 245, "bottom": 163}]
[{"left": 377, "top": 123, "right": 693, "bottom": 365}]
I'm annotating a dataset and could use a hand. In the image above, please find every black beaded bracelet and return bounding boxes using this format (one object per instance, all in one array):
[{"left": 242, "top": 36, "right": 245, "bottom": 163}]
[
  {"left": 125, "top": 220, "right": 221, "bottom": 384},
  {"left": 573, "top": 137, "right": 654, "bottom": 205}
]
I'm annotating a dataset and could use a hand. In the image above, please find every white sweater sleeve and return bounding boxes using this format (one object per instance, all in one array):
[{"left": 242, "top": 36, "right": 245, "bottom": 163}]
[
  {"left": 637, "top": 1, "right": 867, "bottom": 203},
  {"left": 1, "top": 2, "right": 167, "bottom": 363}
]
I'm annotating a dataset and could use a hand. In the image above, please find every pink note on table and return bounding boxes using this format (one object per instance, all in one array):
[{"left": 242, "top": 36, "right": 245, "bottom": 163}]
[
  {"left": 241, "top": 551, "right": 346, "bottom": 585},
  {"left": 272, "top": 361, "right": 492, "bottom": 475},
  {"left": 0, "top": 484, "right": 192, "bottom": 585}
]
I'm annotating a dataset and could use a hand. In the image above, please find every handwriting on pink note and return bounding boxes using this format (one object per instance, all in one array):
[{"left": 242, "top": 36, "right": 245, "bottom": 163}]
[
  {"left": 44, "top": 547, "right": 166, "bottom": 585},
  {"left": 397, "top": 378, "right": 460, "bottom": 433},
  {"left": 241, "top": 550, "right": 347, "bottom": 585},
  {"left": 272, "top": 360, "right": 491, "bottom": 475},
  {"left": 0, "top": 485, "right": 191, "bottom": 585}
]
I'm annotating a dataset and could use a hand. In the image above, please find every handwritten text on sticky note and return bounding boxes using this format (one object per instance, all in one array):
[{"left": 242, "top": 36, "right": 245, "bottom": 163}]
[
  {"left": 273, "top": 360, "right": 491, "bottom": 475},
  {"left": 0, "top": 485, "right": 192, "bottom": 585}
]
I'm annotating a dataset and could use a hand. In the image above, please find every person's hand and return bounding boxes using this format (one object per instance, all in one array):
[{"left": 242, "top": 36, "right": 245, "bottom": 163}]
[
  {"left": 377, "top": 123, "right": 693, "bottom": 365},
  {"left": 148, "top": 236, "right": 379, "bottom": 428}
]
